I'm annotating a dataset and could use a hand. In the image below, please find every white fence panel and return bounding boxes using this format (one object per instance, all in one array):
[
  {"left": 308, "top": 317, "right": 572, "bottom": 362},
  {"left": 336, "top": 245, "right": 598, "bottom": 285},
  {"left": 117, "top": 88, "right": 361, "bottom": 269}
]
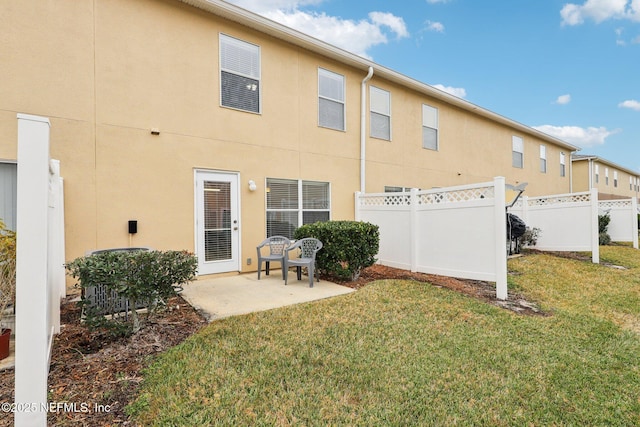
[
  {"left": 509, "top": 190, "right": 599, "bottom": 263},
  {"left": 14, "top": 114, "right": 65, "bottom": 426},
  {"left": 356, "top": 177, "right": 507, "bottom": 300},
  {"left": 355, "top": 192, "right": 413, "bottom": 270},
  {"left": 415, "top": 187, "right": 500, "bottom": 282},
  {"left": 599, "top": 199, "right": 639, "bottom": 248}
]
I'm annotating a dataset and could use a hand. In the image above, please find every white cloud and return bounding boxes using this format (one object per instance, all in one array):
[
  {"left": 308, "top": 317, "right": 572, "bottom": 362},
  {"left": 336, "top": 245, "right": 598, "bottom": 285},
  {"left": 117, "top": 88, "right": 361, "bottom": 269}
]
[
  {"left": 533, "top": 124, "right": 618, "bottom": 148},
  {"left": 555, "top": 94, "right": 572, "bottom": 105},
  {"left": 224, "top": 0, "right": 409, "bottom": 59},
  {"left": 619, "top": 99, "right": 640, "bottom": 110},
  {"left": 432, "top": 84, "right": 467, "bottom": 98},
  {"left": 426, "top": 20, "right": 445, "bottom": 33},
  {"left": 561, "top": 0, "right": 640, "bottom": 26}
]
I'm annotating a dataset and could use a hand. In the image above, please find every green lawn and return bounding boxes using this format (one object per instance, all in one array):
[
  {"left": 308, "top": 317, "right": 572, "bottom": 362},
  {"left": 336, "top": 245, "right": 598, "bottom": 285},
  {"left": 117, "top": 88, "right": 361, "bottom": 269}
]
[{"left": 128, "top": 246, "right": 640, "bottom": 426}]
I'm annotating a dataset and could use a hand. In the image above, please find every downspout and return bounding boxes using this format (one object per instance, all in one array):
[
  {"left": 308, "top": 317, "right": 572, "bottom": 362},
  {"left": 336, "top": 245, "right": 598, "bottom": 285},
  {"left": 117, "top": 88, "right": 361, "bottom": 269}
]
[{"left": 360, "top": 66, "right": 374, "bottom": 193}]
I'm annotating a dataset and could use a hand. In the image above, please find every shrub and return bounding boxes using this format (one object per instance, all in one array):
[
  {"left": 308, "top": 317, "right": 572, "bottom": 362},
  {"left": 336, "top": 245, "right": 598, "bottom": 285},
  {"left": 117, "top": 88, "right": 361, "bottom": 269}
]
[
  {"left": 66, "top": 250, "right": 198, "bottom": 335},
  {"left": 519, "top": 226, "right": 541, "bottom": 247},
  {"left": 599, "top": 232, "right": 611, "bottom": 246},
  {"left": 294, "top": 221, "right": 379, "bottom": 281},
  {"left": 0, "top": 220, "right": 16, "bottom": 330},
  {"left": 599, "top": 213, "right": 611, "bottom": 245}
]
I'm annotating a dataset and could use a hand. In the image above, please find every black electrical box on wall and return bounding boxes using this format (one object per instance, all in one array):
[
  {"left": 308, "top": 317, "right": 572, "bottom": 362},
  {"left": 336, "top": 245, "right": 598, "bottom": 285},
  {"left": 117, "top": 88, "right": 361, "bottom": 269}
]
[{"left": 128, "top": 220, "right": 138, "bottom": 234}]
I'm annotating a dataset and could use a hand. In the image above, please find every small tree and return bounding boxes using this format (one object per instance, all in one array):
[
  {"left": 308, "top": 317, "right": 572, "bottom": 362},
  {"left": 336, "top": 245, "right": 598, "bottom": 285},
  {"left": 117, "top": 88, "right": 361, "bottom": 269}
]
[{"left": 294, "top": 221, "right": 379, "bottom": 281}]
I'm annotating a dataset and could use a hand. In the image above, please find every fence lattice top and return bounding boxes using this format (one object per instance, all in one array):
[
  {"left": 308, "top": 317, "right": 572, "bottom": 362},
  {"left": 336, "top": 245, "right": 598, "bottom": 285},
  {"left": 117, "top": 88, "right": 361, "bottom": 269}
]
[
  {"left": 357, "top": 183, "right": 495, "bottom": 207},
  {"left": 599, "top": 200, "right": 632, "bottom": 208},
  {"left": 515, "top": 192, "right": 592, "bottom": 207}
]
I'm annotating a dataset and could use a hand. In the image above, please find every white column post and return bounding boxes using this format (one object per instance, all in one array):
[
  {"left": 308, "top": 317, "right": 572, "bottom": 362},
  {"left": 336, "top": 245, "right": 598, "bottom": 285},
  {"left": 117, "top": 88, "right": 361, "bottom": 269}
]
[
  {"left": 410, "top": 188, "right": 418, "bottom": 273},
  {"left": 590, "top": 188, "right": 600, "bottom": 263},
  {"left": 494, "top": 177, "right": 508, "bottom": 300},
  {"left": 15, "top": 113, "right": 51, "bottom": 426},
  {"left": 632, "top": 197, "right": 638, "bottom": 249}
]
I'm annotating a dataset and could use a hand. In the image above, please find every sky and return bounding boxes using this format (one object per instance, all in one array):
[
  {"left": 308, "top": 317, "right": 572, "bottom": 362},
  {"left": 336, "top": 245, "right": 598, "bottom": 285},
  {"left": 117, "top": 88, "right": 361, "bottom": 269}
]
[{"left": 223, "top": 0, "right": 640, "bottom": 172}]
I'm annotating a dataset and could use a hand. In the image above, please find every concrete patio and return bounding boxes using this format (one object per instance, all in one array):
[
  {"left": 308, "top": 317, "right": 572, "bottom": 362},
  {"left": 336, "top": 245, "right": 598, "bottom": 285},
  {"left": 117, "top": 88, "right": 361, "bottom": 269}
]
[{"left": 180, "top": 270, "right": 355, "bottom": 321}]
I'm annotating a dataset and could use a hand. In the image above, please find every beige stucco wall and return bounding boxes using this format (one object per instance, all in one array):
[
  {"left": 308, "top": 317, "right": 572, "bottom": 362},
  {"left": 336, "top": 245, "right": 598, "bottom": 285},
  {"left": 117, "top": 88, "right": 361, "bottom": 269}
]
[
  {"left": 572, "top": 159, "right": 640, "bottom": 200},
  {"left": 1, "top": 0, "right": 578, "bottom": 279}
]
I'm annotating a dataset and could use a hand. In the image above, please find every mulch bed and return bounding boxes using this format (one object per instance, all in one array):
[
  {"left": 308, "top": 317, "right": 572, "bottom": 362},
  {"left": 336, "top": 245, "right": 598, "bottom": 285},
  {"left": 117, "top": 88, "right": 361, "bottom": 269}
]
[{"left": 0, "top": 263, "right": 545, "bottom": 426}]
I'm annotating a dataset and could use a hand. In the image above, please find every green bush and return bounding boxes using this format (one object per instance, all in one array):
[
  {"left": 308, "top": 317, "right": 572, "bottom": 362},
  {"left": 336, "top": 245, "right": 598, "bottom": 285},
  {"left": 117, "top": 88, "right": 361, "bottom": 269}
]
[
  {"left": 294, "top": 221, "right": 379, "bottom": 281},
  {"left": 66, "top": 250, "right": 198, "bottom": 335}
]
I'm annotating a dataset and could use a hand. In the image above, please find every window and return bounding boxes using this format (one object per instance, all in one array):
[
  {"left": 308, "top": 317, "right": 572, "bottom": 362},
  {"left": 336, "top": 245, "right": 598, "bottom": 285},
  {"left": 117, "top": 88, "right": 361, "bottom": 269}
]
[
  {"left": 318, "top": 68, "right": 345, "bottom": 131},
  {"left": 512, "top": 136, "right": 524, "bottom": 168},
  {"left": 595, "top": 164, "right": 599, "bottom": 184},
  {"left": 220, "top": 34, "right": 261, "bottom": 113},
  {"left": 539, "top": 145, "right": 547, "bottom": 173},
  {"left": 605, "top": 168, "right": 609, "bottom": 186},
  {"left": 560, "top": 152, "right": 566, "bottom": 177},
  {"left": 370, "top": 86, "right": 391, "bottom": 140},
  {"left": 631, "top": 176, "right": 634, "bottom": 191},
  {"left": 614, "top": 171, "right": 618, "bottom": 188},
  {"left": 422, "top": 104, "right": 438, "bottom": 150},
  {"left": 384, "top": 186, "right": 413, "bottom": 192},
  {"left": 266, "top": 178, "right": 330, "bottom": 239}
]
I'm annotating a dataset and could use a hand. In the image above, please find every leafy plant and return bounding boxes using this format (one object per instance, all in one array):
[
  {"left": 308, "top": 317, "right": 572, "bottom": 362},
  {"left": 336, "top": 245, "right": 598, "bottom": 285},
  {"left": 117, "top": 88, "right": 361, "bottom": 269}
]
[
  {"left": 294, "top": 220, "right": 379, "bottom": 281},
  {"left": 0, "top": 220, "right": 16, "bottom": 331},
  {"left": 519, "top": 226, "right": 541, "bottom": 247},
  {"left": 66, "top": 250, "right": 198, "bottom": 335},
  {"left": 599, "top": 213, "right": 611, "bottom": 245}
]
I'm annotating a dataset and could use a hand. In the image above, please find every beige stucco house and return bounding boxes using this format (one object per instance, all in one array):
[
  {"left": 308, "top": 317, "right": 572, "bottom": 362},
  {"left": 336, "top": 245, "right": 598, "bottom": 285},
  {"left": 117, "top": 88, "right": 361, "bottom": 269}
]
[
  {"left": 572, "top": 154, "right": 640, "bottom": 201},
  {"left": 0, "top": 0, "right": 579, "bottom": 277}
]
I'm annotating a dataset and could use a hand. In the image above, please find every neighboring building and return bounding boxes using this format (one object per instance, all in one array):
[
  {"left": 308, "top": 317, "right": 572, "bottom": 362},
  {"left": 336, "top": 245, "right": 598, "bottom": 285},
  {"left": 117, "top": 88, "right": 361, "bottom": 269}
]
[
  {"left": 572, "top": 155, "right": 640, "bottom": 201},
  {"left": 0, "top": 0, "right": 578, "bottom": 276}
]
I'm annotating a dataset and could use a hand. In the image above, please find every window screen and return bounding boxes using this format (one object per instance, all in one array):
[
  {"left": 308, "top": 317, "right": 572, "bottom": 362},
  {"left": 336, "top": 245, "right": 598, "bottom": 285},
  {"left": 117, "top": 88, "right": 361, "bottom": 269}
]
[
  {"left": 318, "top": 68, "right": 345, "bottom": 131},
  {"left": 539, "top": 145, "right": 547, "bottom": 173},
  {"left": 220, "top": 34, "right": 260, "bottom": 113},
  {"left": 370, "top": 86, "right": 390, "bottom": 140},
  {"left": 422, "top": 104, "right": 438, "bottom": 150},
  {"left": 560, "top": 153, "right": 566, "bottom": 177}
]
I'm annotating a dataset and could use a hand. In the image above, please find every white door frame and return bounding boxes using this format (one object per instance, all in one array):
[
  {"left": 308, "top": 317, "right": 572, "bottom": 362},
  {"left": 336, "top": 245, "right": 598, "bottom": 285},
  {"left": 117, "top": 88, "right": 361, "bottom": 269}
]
[{"left": 194, "top": 169, "right": 241, "bottom": 275}]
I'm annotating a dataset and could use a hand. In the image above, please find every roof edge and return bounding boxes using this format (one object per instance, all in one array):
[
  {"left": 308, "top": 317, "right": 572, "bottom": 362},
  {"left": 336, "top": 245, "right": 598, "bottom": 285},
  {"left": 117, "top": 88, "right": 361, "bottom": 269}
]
[
  {"left": 178, "top": 0, "right": 580, "bottom": 151},
  {"left": 571, "top": 154, "right": 640, "bottom": 176}
]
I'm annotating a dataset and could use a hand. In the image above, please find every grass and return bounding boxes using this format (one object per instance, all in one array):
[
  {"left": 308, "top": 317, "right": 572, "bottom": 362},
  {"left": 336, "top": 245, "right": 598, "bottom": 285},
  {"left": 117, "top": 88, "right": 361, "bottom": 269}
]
[{"left": 128, "top": 247, "right": 640, "bottom": 426}]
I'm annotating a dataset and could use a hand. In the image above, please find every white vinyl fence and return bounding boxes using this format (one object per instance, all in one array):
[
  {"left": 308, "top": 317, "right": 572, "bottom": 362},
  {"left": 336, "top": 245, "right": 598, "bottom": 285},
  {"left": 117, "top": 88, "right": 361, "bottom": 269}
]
[
  {"left": 356, "top": 177, "right": 508, "bottom": 300},
  {"left": 508, "top": 189, "right": 599, "bottom": 263},
  {"left": 14, "top": 114, "right": 65, "bottom": 426},
  {"left": 599, "top": 198, "right": 639, "bottom": 248}
]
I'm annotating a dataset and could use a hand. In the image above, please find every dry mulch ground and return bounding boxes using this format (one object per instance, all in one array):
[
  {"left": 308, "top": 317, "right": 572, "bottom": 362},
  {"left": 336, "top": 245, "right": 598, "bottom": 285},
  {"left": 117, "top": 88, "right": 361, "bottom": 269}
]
[{"left": 0, "top": 264, "right": 544, "bottom": 426}]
